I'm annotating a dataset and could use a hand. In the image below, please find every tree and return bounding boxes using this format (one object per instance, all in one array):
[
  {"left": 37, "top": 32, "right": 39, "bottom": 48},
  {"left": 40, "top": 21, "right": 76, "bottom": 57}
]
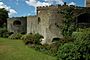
[{"left": 0, "top": 8, "right": 8, "bottom": 27}]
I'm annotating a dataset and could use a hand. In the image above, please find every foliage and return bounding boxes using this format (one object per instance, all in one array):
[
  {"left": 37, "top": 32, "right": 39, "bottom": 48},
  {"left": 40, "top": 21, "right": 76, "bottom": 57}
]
[
  {"left": 72, "top": 28, "right": 90, "bottom": 41},
  {"left": 0, "top": 8, "right": 8, "bottom": 27},
  {"left": 60, "top": 7, "right": 77, "bottom": 37},
  {"left": 0, "top": 8, "right": 8, "bottom": 37},
  {"left": 8, "top": 33, "right": 22, "bottom": 39},
  {"left": 59, "top": 36, "right": 74, "bottom": 44},
  {"left": 21, "top": 34, "right": 35, "bottom": 44},
  {"left": 57, "top": 41, "right": 90, "bottom": 60},
  {"left": 57, "top": 43, "right": 79, "bottom": 60},
  {"left": 32, "top": 36, "right": 74, "bottom": 56},
  {"left": 0, "top": 27, "right": 13, "bottom": 38},
  {"left": 0, "top": 27, "right": 7, "bottom": 37},
  {"left": 34, "top": 33, "right": 43, "bottom": 44},
  {"left": 21, "top": 33, "right": 43, "bottom": 45},
  {"left": 57, "top": 29, "right": 90, "bottom": 60},
  {"left": 33, "top": 42, "right": 60, "bottom": 56},
  {"left": 49, "top": 43, "right": 60, "bottom": 56},
  {"left": 1, "top": 32, "right": 13, "bottom": 38}
]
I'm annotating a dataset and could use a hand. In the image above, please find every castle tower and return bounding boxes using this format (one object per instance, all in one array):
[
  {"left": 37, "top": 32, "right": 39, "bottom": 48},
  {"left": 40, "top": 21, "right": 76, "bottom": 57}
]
[{"left": 86, "top": 0, "right": 90, "bottom": 7}]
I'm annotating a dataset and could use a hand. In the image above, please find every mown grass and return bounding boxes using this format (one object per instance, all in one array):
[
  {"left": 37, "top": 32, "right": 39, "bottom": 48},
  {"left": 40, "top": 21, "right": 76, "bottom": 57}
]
[{"left": 0, "top": 38, "right": 56, "bottom": 60}]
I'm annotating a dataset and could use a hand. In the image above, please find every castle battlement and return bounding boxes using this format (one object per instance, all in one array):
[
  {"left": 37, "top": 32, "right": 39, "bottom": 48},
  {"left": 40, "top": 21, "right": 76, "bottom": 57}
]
[
  {"left": 37, "top": 5, "right": 63, "bottom": 11},
  {"left": 37, "top": 6, "right": 49, "bottom": 10},
  {"left": 37, "top": 2, "right": 70, "bottom": 11}
]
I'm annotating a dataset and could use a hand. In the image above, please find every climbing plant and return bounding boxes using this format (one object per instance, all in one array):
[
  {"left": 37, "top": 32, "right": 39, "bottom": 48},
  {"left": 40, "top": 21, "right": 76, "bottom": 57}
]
[{"left": 60, "top": 7, "right": 77, "bottom": 37}]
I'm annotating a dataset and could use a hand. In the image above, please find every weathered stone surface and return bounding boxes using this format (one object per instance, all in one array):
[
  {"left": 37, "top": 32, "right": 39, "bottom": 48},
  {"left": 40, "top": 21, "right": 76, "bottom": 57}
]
[{"left": 7, "top": 17, "right": 27, "bottom": 33}]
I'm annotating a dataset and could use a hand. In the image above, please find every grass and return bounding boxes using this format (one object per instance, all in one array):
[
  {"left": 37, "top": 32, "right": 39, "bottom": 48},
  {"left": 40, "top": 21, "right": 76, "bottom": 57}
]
[{"left": 0, "top": 38, "right": 56, "bottom": 60}]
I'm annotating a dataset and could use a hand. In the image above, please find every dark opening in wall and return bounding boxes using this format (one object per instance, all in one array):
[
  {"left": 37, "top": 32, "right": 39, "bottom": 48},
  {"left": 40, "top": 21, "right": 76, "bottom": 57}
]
[
  {"left": 52, "top": 38, "right": 60, "bottom": 42},
  {"left": 77, "top": 13, "right": 90, "bottom": 23},
  {"left": 77, "top": 13, "right": 90, "bottom": 28},
  {"left": 13, "top": 20, "right": 21, "bottom": 25},
  {"left": 38, "top": 17, "right": 41, "bottom": 24}
]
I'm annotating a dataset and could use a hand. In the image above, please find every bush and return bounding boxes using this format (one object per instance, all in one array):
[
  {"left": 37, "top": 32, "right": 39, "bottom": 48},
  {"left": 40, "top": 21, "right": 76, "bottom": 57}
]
[
  {"left": 34, "top": 37, "right": 73, "bottom": 56},
  {"left": 8, "top": 33, "right": 22, "bottom": 39},
  {"left": 0, "top": 27, "right": 7, "bottom": 37},
  {"left": 34, "top": 44, "right": 52, "bottom": 55},
  {"left": 1, "top": 32, "right": 13, "bottom": 38},
  {"left": 57, "top": 43, "right": 80, "bottom": 60},
  {"left": 34, "top": 33, "right": 43, "bottom": 45},
  {"left": 57, "top": 29, "right": 90, "bottom": 60},
  {"left": 57, "top": 40, "right": 90, "bottom": 60},
  {"left": 34, "top": 43, "right": 60, "bottom": 56},
  {"left": 0, "top": 27, "right": 13, "bottom": 38},
  {"left": 21, "top": 34, "right": 35, "bottom": 44},
  {"left": 21, "top": 33, "right": 43, "bottom": 45},
  {"left": 49, "top": 43, "right": 60, "bottom": 56},
  {"left": 34, "top": 45, "right": 46, "bottom": 52}
]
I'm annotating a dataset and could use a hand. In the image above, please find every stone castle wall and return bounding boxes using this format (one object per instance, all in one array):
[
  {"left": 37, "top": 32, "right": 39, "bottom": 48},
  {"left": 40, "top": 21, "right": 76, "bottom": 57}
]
[
  {"left": 27, "top": 16, "right": 38, "bottom": 34},
  {"left": 7, "top": 17, "right": 27, "bottom": 33},
  {"left": 7, "top": 4, "right": 90, "bottom": 44}
]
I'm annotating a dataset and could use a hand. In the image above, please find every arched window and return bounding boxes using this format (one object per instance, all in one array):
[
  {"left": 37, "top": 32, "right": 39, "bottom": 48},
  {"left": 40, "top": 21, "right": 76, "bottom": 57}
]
[
  {"left": 13, "top": 20, "right": 21, "bottom": 25},
  {"left": 77, "top": 13, "right": 90, "bottom": 28},
  {"left": 77, "top": 13, "right": 90, "bottom": 23}
]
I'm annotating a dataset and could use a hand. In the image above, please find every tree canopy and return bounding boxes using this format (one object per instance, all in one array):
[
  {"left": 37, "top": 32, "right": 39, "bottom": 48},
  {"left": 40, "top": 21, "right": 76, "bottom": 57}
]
[{"left": 0, "top": 8, "right": 8, "bottom": 27}]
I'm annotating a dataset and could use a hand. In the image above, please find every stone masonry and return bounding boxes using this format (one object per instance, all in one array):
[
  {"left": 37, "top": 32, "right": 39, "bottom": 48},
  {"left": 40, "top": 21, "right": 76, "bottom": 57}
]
[{"left": 7, "top": 2, "right": 90, "bottom": 44}]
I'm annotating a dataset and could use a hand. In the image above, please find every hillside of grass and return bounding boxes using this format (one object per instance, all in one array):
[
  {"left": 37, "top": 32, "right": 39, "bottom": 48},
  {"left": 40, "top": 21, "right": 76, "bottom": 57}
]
[{"left": 0, "top": 38, "right": 56, "bottom": 60}]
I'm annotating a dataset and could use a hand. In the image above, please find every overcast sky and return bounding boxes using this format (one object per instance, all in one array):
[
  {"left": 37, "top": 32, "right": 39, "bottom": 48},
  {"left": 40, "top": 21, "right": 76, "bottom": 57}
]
[{"left": 0, "top": 0, "right": 84, "bottom": 17}]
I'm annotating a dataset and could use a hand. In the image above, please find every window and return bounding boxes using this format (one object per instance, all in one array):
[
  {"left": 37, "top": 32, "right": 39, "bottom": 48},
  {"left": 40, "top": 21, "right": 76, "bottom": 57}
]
[
  {"left": 13, "top": 20, "right": 21, "bottom": 25},
  {"left": 38, "top": 17, "right": 41, "bottom": 24},
  {"left": 77, "top": 13, "right": 90, "bottom": 23}
]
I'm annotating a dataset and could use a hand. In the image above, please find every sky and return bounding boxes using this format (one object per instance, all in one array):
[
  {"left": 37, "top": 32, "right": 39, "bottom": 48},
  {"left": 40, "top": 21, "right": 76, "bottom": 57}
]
[{"left": 0, "top": 0, "right": 84, "bottom": 17}]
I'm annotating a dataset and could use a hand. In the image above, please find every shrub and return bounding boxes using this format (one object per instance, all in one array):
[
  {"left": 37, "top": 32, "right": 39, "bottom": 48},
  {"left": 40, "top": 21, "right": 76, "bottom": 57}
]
[
  {"left": 72, "top": 30, "right": 90, "bottom": 41},
  {"left": 0, "top": 27, "right": 7, "bottom": 37},
  {"left": 34, "top": 37, "right": 74, "bottom": 56},
  {"left": 59, "top": 37, "right": 74, "bottom": 44},
  {"left": 57, "top": 40, "right": 90, "bottom": 60},
  {"left": 1, "top": 32, "right": 13, "bottom": 38},
  {"left": 0, "top": 27, "right": 13, "bottom": 38},
  {"left": 21, "top": 34, "right": 35, "bottom": 45},
  {"left": 21, "top": 33, "right": 43, "bottom": 45},
  {"left": 34, "top": 44, "right": 52, "bottom": 55},
  {"left": 57, "top": 43, "right": 79, "bottom": 60},
  {"left": 57, "top": 29, "right": 90, "bottom": 60},
  {"left": 34, "top": 33, "right": 43, "bottom": 45},
  {"left": 34, "top": 45, "right": 46, "bottom": 52},
  {"left": 8, "top": 33, "right": 22, "bottom": 39},
  {"left": 34, "top": 43, "right": 60, "bottom": 56},
  {"left": 49, "top": 43, "right": 60, "bottom": 56}
]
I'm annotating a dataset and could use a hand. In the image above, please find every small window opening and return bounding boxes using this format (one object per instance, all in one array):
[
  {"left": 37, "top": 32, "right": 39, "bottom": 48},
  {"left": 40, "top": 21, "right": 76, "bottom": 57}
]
[
  {"left": 13, "top": 20, "right": 21, "bottom": 25},
  {"left": 38, "top": 17, "right": 41, "bottom": 24}
]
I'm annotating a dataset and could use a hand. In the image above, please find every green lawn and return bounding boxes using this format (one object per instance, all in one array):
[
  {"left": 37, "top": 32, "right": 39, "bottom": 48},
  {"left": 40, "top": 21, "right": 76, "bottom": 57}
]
[{"left": 0, "top": 38, "right": 56, "bottom": 60}]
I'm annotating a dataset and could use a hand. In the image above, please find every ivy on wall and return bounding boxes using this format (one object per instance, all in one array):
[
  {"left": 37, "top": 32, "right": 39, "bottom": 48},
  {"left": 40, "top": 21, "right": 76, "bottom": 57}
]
[{"left": 59, "top": 7, "right": 77, "bottom": 37}]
